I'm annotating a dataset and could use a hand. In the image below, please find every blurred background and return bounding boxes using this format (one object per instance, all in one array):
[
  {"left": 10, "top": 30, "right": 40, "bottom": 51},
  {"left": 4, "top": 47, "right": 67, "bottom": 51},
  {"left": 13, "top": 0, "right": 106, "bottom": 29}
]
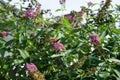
[{"left": 5, "top": 0, "right": 120, "bottom": 16}]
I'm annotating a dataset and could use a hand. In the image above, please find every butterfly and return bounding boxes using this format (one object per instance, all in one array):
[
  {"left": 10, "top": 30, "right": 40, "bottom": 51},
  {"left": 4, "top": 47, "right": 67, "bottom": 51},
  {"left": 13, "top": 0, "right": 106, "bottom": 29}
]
[{"left": 50, "top": 38, "right": 61, "bottom": 43}]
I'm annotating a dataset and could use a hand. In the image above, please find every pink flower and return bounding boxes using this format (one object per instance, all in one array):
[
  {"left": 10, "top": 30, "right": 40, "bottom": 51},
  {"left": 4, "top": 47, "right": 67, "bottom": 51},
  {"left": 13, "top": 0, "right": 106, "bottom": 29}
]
[
  {"left": 0, "top": 31, "right": 8, "bottom": 37},
  {"left": 59, "top": 0, "right": 66, "bottom": 4},
  {"left": 25, "top": 63, "right": 38, "bottom": 75},
  {"left": 90, "top": 34, "right": 100, "bottom": 45},
  {"left": 88, "top": 1, "right": 93, "bottom": 7},
  {"left": 26, "top": 9, "right": 36, "bottom": 18},
  {"left": 53, "top": 42, "right": 65, "bottom": 52}
]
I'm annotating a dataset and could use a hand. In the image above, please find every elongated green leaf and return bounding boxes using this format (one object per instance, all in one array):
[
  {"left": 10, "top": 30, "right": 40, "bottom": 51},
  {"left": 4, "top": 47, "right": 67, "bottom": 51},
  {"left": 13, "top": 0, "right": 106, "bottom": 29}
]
[
  {"left": 111, "top": 28, "right": 120, "bottom": 34},
  {"left": 18, "top": 49, "right": 29, "bottom": 59},
  {"left": 99, "top": 72, "right": 110, "bottom": 78},
  {"left": 114, "top": 69, "right": 120, "bottom": 79},
  {"left": 108, "top": 58, "right": 120, "bottom": 65},
  {"left": 55, "top": 9, "right": 61, "bottom": 12}
]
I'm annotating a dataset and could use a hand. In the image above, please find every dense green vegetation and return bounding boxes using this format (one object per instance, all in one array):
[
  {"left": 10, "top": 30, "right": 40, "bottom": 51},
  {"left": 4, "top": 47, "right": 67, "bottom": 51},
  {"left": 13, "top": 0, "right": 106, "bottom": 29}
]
[{"left": 0, "top": 0, "right": 120, "bottom": 80}]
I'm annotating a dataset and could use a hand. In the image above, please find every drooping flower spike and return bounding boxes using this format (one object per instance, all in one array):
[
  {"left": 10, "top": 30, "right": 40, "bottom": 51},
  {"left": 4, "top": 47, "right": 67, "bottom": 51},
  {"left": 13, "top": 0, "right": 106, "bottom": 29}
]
[
  {"left": 25, "top": 63, "right": 38, "bottom": 75},
  {"left": 25, "top": 63, "right": 46, "bottom": 80}
]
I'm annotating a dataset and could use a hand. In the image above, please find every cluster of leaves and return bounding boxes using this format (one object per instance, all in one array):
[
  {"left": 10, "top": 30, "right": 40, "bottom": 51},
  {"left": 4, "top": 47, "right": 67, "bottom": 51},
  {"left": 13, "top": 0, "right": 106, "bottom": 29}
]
[{"left": 0, "top": 0, "right": 120, "bottom": 80}]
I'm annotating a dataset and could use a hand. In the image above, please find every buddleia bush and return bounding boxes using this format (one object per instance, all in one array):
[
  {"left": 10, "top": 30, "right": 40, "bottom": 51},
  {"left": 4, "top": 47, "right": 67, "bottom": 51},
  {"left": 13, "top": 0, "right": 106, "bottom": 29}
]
[{"left": 0, "top": 0, "right": 120, "bottom": 80}]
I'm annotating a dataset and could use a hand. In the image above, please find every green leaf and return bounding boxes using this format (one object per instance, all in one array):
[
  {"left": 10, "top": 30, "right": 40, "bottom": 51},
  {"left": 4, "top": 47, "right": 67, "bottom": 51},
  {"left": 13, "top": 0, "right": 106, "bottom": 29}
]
[
  {"left": 3, "top": 65, "right": 9, "bottom": 70},
  {"left": 55, "top": 9, "right": 61, "bottom": 12},
  {"left": 99, "top": 72, "right": 110, "bottom": 78},
  {"left": 0, "top": 37, "right": 6, "bottom": 44},
  {"left": 33, "top": 28, "right": 47, "bottom": 40},
  {"left": 113, "top": 69, "right": 120, "bottom": 79},
  {"left": 62, "top": 18, "right": 71, "bottom": 29},
  {"left": 51, "top": 53, "right": 65, "bottom": 58},
  {"left": 18, "top": 49, "right": 29, "bottom": 59},
  {"left": 14, "top": 59, "right": 24, "bottom": 64},
  {"left": 111, "top": 28, "right": 120, "bottom": 34},
  {"left": 108, "top": 58, "right": 120, "bottom": 65}
]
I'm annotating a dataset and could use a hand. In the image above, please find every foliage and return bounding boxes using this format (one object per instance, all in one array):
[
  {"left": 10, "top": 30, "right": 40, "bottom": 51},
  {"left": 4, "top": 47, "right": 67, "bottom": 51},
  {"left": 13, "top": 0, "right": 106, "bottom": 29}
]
[{"left": 0, "top": 0, "right": 120, "bottom": 80}]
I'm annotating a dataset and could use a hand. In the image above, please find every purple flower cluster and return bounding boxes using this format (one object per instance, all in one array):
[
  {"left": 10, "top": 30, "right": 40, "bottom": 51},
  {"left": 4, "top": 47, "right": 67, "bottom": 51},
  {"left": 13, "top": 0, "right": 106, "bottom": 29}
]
[
  {"left": 26, "top": 9, "right": 36, "bottom": 18},
  {"left": 53, "top": 42, "right": 65, "bottom": 52},
  {"left": 25, "top": 63, "right": 38, "bottom": 75},
  {"left": 90, "top": 34, "right": 100, "bottom": 45}
]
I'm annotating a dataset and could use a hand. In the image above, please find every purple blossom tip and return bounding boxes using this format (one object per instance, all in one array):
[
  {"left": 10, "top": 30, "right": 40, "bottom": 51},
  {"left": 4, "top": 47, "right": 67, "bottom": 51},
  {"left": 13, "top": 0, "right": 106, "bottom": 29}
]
[
  {"left": 25, "top": 63, "right": 38, "bottom": 75},
  {"left": 53, "top": 42, "right": 65, "bottom": 52}
]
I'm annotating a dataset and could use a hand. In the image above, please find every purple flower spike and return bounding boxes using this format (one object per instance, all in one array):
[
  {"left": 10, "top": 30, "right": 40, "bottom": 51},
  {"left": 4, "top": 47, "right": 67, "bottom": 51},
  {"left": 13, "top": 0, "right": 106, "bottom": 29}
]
[
  {"left": 90, "top": 34, "right": 100, "bottom": 45},
  {"left": 53, "top": 42, "right": 65, "bottom": 52},
  {"left": 26, "top": 9, "right": 36, "bottom": 18}
]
